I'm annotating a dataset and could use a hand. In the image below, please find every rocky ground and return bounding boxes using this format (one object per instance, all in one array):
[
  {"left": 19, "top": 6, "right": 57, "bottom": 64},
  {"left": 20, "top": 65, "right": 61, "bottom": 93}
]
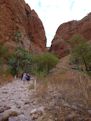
[
  {"left": 0, "top": 79, "right": 45, "bottom": 121},
  {"left": 0, "top": 75, "right": 91, "bottom": 121}
]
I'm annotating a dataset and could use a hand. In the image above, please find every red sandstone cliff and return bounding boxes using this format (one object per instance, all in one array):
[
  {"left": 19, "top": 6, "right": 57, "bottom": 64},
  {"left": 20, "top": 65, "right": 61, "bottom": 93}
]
[
  {"left": 50, "top": 13, "right": 91, "bottom": 57},
  {"left": 0, "top": 0, "right": 46, "bottom": 53}
]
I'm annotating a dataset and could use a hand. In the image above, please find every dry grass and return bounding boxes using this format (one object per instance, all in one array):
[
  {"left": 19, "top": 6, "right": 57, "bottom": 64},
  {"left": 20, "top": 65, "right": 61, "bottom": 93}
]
[
  {"left": 48, "top": 71, "right": 91, "bottom": 108},
  {"left": 36, "top": 79, "right": 48, "bottom": 99},
  {"left": 0, "top": 74, "right": 13, "bottom": 86},
  {"left": 36, "top": 55, "right": 91, "bottom": 109},
  {"left": 28, "top": 56, "right": 91, "bottom": 120}
]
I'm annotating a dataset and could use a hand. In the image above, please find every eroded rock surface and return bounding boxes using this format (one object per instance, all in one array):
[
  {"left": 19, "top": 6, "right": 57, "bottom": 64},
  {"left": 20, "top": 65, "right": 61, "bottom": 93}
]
[
  {"left": 0, "top": 0, "right": 46, "bottom": 53},
  {"left": 50, "top": 13, "right": 91, "bottom": 57}
]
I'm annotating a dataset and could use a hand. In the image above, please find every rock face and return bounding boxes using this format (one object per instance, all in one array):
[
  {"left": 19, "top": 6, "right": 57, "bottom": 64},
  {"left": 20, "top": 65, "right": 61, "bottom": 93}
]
[
  {"left": 0, "top": 0, "right": 46, "bottom": 53},
  {"left": 50, "top": 13, "right": 91, "bottom": 57}
]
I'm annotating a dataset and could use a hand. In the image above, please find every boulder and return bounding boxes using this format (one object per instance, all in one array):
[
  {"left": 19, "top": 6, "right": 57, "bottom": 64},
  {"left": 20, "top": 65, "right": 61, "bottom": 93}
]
[
  {"left": 30, "top": 106, "right": 45, "bottom": 120},
  {"left": 0, "top": 106, "right": 11, "bottom": 113},
  {"left": 9, "top": 114, "right": 31, "bottom": 121},
  {"left": 0, "top": 109, "right": 19, "bottom": 121}
]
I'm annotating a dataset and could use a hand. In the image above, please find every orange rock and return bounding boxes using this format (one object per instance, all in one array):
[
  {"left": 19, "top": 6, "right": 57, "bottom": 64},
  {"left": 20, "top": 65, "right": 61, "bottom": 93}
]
[
  {"left": 0, "top": 0, "right": 46, "bottom": 53},
  {"left": 50, "top": 13, "right": 91, "bottom": 58}
]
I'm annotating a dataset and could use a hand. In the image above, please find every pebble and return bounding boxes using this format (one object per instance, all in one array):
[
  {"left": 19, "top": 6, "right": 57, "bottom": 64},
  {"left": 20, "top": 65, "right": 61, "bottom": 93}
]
[
  {"left": 0, "top": 106, "right": 11, "bottom": 113},
  {"left": 0, "top": 109, "right": 19, "bottom": 121},
  {"left": 88, "top": 110, "right": 91, "bottom": 115},
  {"left": 9, "top": 114, "right": 31, "bottom": 121},
  {"left": 30, "top": 106, "right": 45, "bottom": 120},
  {"left": 65, "top": 112, "right": 76, "bottom": 121}
]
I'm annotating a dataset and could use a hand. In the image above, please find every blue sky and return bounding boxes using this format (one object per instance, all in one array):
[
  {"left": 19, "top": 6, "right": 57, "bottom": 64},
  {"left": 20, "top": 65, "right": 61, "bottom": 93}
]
[{"left": 25, "top": 0, "right": 91, "bottom": 47}]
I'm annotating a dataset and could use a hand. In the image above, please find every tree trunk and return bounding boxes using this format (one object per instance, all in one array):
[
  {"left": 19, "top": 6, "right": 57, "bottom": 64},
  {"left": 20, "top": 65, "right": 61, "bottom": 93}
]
[{"left": 82, "top": 55, "right": 88, "bottom": 71}]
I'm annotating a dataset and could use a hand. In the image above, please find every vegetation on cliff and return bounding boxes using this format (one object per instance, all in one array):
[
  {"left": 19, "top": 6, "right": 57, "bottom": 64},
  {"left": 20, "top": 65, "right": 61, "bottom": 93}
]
[{"left": 69, "top": 35, "right": 91, "bottom": 72}]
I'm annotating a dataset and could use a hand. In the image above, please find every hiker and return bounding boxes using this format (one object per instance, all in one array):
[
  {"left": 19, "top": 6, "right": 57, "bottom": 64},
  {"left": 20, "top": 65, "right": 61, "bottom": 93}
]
[
  {"left": 22, "top": 73, "right": 27, "bottom": 81},
  {"left": 21, "top": 72, "right": 31, "bottom": 81},
  {"left": 26, "top": 73, "right": 30, "bottom": 81}
]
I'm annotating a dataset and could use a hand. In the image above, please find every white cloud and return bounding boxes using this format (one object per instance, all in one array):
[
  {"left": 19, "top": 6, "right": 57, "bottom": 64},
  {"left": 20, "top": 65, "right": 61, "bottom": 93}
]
[{"left": 25, "top": 0, "right": 91, "bottom": 46}]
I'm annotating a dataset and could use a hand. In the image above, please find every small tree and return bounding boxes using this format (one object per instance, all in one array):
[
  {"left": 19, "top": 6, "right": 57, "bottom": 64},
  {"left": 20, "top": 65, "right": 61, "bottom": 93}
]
[
  {"left": 14, "top": 30, "right": 22, "bottom": 48},
  {"left": 15, "top": 30, "right": 21, "bottom": 42},
  {"left": 8, "top": 54, "right": 18, "bottom": 76},
  {"left": 8, "top": 47, "right": 32, "bottom": 76},
  {"left": 70, "top": 35, "right": 91, "bottom": 71},
  {"left": 68, "top": 34, "right": 86, "bottom": 48},
  {"left": 31, "top": 53, "right": 59, "bottom": 76}
]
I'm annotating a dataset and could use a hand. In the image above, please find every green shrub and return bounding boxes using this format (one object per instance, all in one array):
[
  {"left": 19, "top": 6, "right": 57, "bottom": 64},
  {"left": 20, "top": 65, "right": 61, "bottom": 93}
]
[
  {"left": 8, "top": 54, "right": 18, "bottom": 76},
  {"left": 8, "top": 47, "right": 32, "bottom": 76},
  {"left": 0, "top": 44, "right": 10, "bottom": 74},
  {"left": 8, "top": 48, "right": 59, "bottom": 77},
  {"left": 31, "top": 52, "right": 59, "bottom": 76},
  {"left": 0, "top": 44, "right": 9, "bottom": 62},
  {"left": 70, "top": 35, "right": 91, "bottom": 71}
]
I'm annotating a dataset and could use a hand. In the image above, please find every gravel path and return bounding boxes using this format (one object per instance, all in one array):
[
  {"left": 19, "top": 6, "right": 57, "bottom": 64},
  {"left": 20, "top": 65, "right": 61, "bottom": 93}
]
[{"left": 0, "top": 79, "right": 37, "bottom": 121}]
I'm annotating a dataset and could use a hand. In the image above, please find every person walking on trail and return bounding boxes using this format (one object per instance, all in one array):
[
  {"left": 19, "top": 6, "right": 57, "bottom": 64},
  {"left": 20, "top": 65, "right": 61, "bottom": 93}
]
[
  {"left": 21, "top": 72, "right": 31, "bottom": 81},
  {"left": 22, "top": 73, "right": 27, "bottom": 81},
  {"left": 26, "top": 73, "right": 30, "bottom": 81}
]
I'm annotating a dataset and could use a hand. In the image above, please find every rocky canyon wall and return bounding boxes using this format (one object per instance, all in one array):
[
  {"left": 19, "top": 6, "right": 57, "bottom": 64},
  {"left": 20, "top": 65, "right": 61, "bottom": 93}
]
[
  {"left": 0, "top": 0, "right": 46, "bottom": 53},
  {"left": 50, "top": 13, "right": 91, "bottom": 57}
]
